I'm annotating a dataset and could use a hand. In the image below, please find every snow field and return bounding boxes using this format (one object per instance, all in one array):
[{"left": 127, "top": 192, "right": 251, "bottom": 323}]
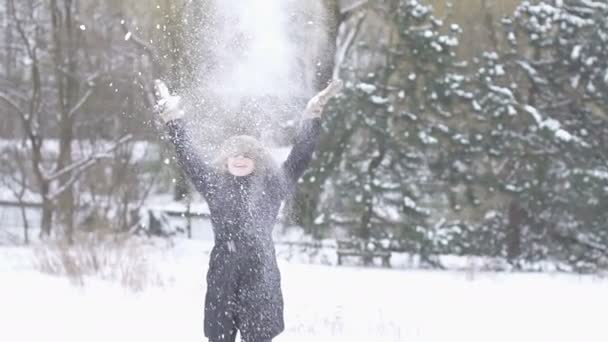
[{"left": 1, "top": 239, "right": 607, "bottom": 342}]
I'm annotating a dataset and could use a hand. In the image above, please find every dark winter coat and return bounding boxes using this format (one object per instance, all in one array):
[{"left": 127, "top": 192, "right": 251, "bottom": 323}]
[{"left": 166, "top": 118, "right": 321, "bottom": 341}]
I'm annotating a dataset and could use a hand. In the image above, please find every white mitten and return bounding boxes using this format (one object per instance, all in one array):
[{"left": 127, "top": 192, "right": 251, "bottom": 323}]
[
  {"left": 303, "top": 79, "right": 344, "bottom": 119},
  {"left": 154, "top": 80, "right": 184, "bottom": 123}
]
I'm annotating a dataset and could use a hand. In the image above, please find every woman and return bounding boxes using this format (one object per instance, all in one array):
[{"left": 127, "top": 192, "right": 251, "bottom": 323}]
[{"left": 154, "top": 80, "right": 342, "bottom": 342}]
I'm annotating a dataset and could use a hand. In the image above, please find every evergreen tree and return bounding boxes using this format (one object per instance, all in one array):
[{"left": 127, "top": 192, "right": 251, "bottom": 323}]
[
  {"left": 468, "top": 0, "right": 608, "bottom": 270},
  {"left": 296, "top": 0, "right": 469, "bottom": 261}
]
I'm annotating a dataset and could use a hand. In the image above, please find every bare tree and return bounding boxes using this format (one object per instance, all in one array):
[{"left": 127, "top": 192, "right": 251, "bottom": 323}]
[
  {"left": 0, "top": 147, "right": 32, "bottom": 244},
  {"left": 0, "top": 0, "right": 137, "bottom": 241}
]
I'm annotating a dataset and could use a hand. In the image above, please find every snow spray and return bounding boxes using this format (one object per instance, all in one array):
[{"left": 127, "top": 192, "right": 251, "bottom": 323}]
[{"left": 180, "top": 0, "right": 331, "bottom": 148}]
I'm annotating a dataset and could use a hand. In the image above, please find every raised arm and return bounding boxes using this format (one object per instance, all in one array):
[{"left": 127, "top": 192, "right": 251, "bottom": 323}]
[
  {"left": 155, "top": 80, "right": 215, "bottom": 198},
  {"left": 281, "top": 118, "right": 323, "bottom": 186},
  {"left": 165, "top": 119, "right": 215, "bottom": 198},
  {"left": 281, "top": 80, "right": 342, "bottom": 191}
]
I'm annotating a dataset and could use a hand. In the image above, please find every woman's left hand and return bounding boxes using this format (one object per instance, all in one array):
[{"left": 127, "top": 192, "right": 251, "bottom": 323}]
[{"left": 303, "top": 79, "right": 343, "bottom": 119}]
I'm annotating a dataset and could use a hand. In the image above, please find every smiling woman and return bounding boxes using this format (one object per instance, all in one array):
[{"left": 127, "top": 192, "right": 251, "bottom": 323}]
[
  {"left": 211, "top": 134, "right": 277, "bottom": 177},
  {"left": 153, "top": 79, "right": 342, "bottom": 342},
  {"left": 227, "top": 156, "right": 256, "bottom": 177}
]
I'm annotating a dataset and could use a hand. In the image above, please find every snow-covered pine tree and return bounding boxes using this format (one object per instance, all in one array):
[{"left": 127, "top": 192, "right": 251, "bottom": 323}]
[
  {"left": 293, "top": 0, "right": 470, "bottom": 261},
  {"left": 469, "top": 0, "right": 608, "bottom": 270}
]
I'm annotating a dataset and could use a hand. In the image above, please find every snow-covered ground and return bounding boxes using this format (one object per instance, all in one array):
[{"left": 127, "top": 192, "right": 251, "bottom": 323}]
[{"left": 1, "top": 238, "right": 607, "bottom": 342}]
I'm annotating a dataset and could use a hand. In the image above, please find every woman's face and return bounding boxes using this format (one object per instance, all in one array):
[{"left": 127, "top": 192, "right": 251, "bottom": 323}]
[{"left": 227, "top": 155, "right": 256, "bottom": 177}]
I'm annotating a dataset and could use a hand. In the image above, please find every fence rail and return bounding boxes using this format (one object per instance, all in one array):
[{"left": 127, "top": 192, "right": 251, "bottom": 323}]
[{"left": 0, "top": 200, "right": 43, "bottom": 208}]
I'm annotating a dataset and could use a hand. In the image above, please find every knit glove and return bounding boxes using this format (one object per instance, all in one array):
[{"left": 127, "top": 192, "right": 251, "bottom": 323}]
[
  {"left": 154, "top": 79, "right": 184, "bottom": 123},
  {"left": 303, "top": 79, "right": 343, "bottom": 119}
]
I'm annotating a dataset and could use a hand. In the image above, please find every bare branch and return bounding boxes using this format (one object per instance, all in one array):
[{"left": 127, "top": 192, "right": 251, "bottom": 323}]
[
  {"left": 0, "top": 86, "right": 30, "bottom": 103},
  {"left": 0, "top": 91, "right": 27, "bottom": 117},
  {"left": 333, "top": 11, "right": 368, "bottom": 80},
  {"left": 47, "top": 135, "right": 133, "bottom": 182},
  {"left": 48, "top": 135, "right": 133, "bottom": 200},
  {"left": 119, "top": 17, "right": 157, "bottom": 60},
  {"left": 68, "top": 86, "right": 94, "bottom": 118}
]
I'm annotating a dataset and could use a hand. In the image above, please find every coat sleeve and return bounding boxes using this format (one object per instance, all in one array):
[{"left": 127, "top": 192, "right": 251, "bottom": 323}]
[
  {"left": 166, "top": 119, "right": 215, "bottom": 198},
  {"left": 281, "top": 118, "right": 322, "bottom": 191}
]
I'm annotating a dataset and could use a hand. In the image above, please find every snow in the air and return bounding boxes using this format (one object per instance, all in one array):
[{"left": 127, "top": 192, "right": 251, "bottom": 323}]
[{"left": 2, "top": 0, "right": 608, "bottom": 341}]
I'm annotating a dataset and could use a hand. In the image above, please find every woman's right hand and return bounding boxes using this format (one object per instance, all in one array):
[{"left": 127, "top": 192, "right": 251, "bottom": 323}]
[{"left": 154, "top": 80, "right": 184, "bottom": 123}]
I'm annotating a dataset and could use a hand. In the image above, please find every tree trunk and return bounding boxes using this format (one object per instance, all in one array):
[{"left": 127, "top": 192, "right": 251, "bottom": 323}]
[
  {"left": 289, "top": 1, "right": 367, "bottom": 232},
  {"left": 173, "top": 171, "right": 190, "bottom": 201},
  {"left": 4, "top": 0, "right": 14, "bottom": 78},
  {"left": 506, "top": 200, "right": 525, "bottom": 264},
  {"left": 358, "top": 133, "right": 386, "bottom": 241},
  {"left": 39, "top": 200, "right": 54, "bottom": 238},
  {"left": 314, "top": 0, "right": 340, "bottom": 89},
  {"left": 52, "top": 0, "right": 78, "bottom": 243},
  {"left": 19, "top": 203, "right": 29, "bottom": 244}
]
